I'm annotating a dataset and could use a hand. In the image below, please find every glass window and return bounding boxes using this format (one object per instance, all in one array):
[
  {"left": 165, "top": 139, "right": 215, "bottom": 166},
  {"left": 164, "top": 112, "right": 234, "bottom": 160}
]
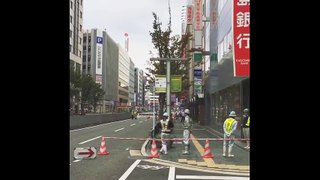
[
  {"left": 79, "top": 37, "right": 82, "bottom": 44},
  {"left": 70, "top": 30, "right": 72, "bottom": 38},
  {"left": 80, "top": 11, "right": 82, "bottom": 18},
  {"left": 70, "top": 16, "right": 72, "bottom": 24},
  {"left": 70, "top": 1, "right": 73, "bottom": 9}
]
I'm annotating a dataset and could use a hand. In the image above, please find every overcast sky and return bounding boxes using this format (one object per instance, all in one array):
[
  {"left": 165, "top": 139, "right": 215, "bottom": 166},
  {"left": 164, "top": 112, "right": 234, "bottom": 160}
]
[{"left": 83, "top": 0, "right": 188, "bottom": 71}]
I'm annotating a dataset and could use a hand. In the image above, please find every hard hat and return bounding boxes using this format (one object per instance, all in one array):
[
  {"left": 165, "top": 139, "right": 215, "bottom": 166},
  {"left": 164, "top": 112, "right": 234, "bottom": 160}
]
[
  {"left": 229, "top": 111, "right": 236, "bottom": 117},
  {"left": 184, "top": 109, "right": 190, "bottom": 114},
  {"left": 243, "top": 108, "right": 249, "bottom": 113},
  {"left": 163, "top": 112, "right": 168, "bottom": 117}
]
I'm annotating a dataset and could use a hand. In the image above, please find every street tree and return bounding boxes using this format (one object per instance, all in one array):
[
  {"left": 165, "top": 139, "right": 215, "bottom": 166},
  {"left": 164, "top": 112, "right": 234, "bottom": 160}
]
[{"left": 148, "top": 9, "right": 191, "bottom": 118}]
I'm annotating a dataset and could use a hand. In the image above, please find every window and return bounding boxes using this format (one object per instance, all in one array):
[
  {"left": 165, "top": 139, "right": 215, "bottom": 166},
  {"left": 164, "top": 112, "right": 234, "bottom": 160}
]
[
  {"left": 70, "top": 30, "right": 72, "bottom": 38},
  {"left": 79, "top": 37, "right": 82, "bottom": 44},
  {"left": 80, "top": 25, "right": 82, "bottom": 31},
  {"left": 80, "top": 11, "right": 82, "bottom": 18},
  {"left": 79, "top": 50, "right": 82, "bottom": 58},
  {"left": 70, "top": 15, "right": 72, "bottom": 24},
  {"left": 80, "top": 0, "right": 82, "bottom": 5},
  {"left": 70, "top": 1, "right": 73, "bottom": 9},
  {"left": 70, "top": 44, "right": 72, "bottom": 52}
]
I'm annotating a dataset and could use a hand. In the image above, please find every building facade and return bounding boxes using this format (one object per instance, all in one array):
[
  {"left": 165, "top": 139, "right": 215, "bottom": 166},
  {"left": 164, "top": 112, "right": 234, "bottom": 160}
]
[
  {"left": 205, "top": 0, "right": 250, "bottom": 129},
  {"left": 129, "top": 59, "right": 135, "bottom": 107},
  {"left": 118, "top": 45, "right": 131, "bottom": 107},
  {"left": 70, "top": 0, "right": 83, "bottom": 111},
  {"left": 82, "top": 29, "right": 119, "bottom": 112}
]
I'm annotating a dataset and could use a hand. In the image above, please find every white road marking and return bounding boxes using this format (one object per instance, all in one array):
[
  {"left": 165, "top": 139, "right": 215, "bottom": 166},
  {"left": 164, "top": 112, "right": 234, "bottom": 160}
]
[
  {"left": 130, "top": 123, "right": 136, "bottom": 126},
  {"left": 168, "top": 167, "right": 175, "bottom": 180},
  {"left": 115, "top": 128, "right": 125, "bottom": 132},
  {"left": 72, "top": 159, "right": 81, "bottom": 163},
  {"left": 139, "top": 121, "right": 143, "bottom": 123},
  {"left": 119, "top": 160, "right": 141, "bottom": 180},
  {"left": 70, "top": 119, "right": 132, "bottom": 133},
  {"left": 78, "top": 136, "right": 102, "bottom": 144},
  {"left": 176, "top": 175, "right": 249, "bottom": 179}
]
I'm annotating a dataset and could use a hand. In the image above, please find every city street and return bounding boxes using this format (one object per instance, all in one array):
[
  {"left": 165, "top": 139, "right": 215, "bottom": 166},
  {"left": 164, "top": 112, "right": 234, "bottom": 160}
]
[{"left": 70, "top": 115, "right": 249, "bottom": 179}]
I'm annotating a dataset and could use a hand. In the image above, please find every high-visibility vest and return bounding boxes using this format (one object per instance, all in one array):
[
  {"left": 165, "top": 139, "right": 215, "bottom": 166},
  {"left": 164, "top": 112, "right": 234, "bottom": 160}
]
[
  {"left": 246, "top": 116, "right": 250, "bottom": 126},
  {"left": 225, "top": 118, "right": 235, "bottom": 133}
]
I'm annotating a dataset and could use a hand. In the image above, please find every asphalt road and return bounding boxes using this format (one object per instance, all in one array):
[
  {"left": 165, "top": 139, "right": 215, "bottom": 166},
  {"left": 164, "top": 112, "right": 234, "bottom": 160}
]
[
  {"left": 70, "top": 116, "right": 152, "bottom": 180},
  {"left": 70, "top": 114, "right": 249, "bottom": 179}
]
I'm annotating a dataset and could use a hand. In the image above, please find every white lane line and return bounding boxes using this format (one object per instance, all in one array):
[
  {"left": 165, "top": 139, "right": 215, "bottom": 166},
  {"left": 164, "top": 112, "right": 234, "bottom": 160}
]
[
  {"left": 119, "top": 160, "right": 141, "bottom": 180},
  {"left": 130, "top": 123, "right": 136, "bottom": 126},
  {"left": 168, "top": 167, "right": 175, "bottom": 180},
  {"left": 139, "top": 121, "right": 143, "bottom": 123},
  {"left": 115, "top": 128, "right": 125, "bottom": 132},
  {"left": 70, "top": 119, "right": 132, "bottom": 133},
  {"left": 176, "top": 175, "right": 249, "bottom": 179},
  {"left": 78, "top": 136, "right": 102, "bottom": 144},
  {"left": 72, "top": 159, "right": 81, "bottom": 163}
]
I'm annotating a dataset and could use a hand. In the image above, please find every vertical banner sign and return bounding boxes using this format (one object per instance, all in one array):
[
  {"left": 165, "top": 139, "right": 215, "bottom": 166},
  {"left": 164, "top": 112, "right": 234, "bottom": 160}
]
[
  {"left": 187, "top": 5, "right": 193, "bottom": 25},
  {"left": 96, "top": 30, "right": 103, "bottom": 84},
  {"left": 171, "top": 76, "right": 182, "bottom": 93},
  {"left": 233, "top": 0, "right": 250, "bottom": 77},
  {"left": 155, "top": 75, "right": 167, "bottom": 93},
  {"left": 194, "top": 0, "right": 202, "bottom": 31}
]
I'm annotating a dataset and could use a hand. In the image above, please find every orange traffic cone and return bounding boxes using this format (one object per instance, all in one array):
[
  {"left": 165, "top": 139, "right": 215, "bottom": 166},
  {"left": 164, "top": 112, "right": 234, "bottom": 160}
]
[
  {"left": 98, "top": 137, "right": 109, "bottom": 155},
  {"left": 202, "top": 139, "right": 214, "bottom": 158},
  {"left": 149, "top": 139, "right": 159, "bottom": 158}
]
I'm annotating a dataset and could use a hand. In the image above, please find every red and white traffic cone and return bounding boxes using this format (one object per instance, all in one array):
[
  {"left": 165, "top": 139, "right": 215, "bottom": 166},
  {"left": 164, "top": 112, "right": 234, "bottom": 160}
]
[
  {"left": 202, "top": 139, "right": 214, "bottom": 158},
  {"left": 149, "top": 139, "right": 159, "bottom": 158},
  {"left": 98, "top": 137, "right": 109, "bottom": 155}
]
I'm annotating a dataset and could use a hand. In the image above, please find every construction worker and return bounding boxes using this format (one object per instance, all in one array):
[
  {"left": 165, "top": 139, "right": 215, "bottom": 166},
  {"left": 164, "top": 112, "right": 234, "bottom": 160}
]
[
  {"left": 223, "top": 111, "right": 238, "bottom": 157},
  {"left": 242, "top": 108, "right": 250, "bottom": 149},
  {"left": 159, "top": 112, "right": 171, "bottom": 154},
  {"left": 182, "top": 109, "right": 193, "bottom": 155}
]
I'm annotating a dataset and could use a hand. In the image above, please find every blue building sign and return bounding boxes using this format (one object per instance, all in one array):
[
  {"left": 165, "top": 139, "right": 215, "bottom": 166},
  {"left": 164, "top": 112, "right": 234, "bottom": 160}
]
[{"left": 97, "top": 37, "right": 103, "bottom": 44}]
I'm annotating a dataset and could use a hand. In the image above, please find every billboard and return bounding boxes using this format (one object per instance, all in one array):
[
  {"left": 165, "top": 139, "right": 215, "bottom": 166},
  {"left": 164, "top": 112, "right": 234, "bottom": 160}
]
[
  {"left": 233, "top": 0, "right": 250, "bottom": 77},
  {"left": 155, "top": 75, "right": 182, "bottom": 93},
  {"left": 96, "top": 30, "right": 103, "bottom": 80},
  {"left": 155, "top": 75, "right": 166, "bottom": 93}
]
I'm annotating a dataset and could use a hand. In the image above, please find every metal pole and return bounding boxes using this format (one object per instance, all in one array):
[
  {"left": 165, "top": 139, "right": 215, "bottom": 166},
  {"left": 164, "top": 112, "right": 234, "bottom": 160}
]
[
  {"left": 153, "top": 84, "right": 155, "bottom": 137},
  {"left": 166, "top": 59, "right": 171, "bottom": 120}
]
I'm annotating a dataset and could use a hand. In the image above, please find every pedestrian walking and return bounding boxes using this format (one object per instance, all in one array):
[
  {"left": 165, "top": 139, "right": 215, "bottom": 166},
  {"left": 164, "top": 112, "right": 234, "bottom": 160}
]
[{"left": 223, "top": 111, "right": 238, "bottom": 157}]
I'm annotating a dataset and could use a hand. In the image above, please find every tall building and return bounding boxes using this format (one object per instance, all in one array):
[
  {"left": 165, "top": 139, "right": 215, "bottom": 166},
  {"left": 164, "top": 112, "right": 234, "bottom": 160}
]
[
  {"left": 134, "top": 68, "right": 144, "bottom": 107},
  {"left": 129, "top": 60, "right": 135, "bottom": 107},
  {"left": 118, "top": 45, "right": 131, "bottom": 107},
  {"left": 206, "top": 0, "right": 250, "bottom": 126},
  {"left": 70, "top": 0, "right": 83, "bottom": 112},
  {"left": 82, "top": 29, "right": 119, "bottom": 112},
  {"left": 70, "top": 0, "right": 83, "bottom": 72}
]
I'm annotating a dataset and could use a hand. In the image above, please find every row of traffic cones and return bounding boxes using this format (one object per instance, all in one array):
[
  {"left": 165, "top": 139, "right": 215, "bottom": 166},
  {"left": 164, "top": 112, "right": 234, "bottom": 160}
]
[
  {"left": 96, "top": 137, "right": 214, "bottom": 158},
  {"left": 147, "top": 138, "right": 214, "bottom": 158}
]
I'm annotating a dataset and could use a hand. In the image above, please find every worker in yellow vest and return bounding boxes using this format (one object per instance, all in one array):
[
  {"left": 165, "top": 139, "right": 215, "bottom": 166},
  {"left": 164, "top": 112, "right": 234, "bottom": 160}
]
[
  {"left": 223, "top": 111, "right": 238, "bottom": 157},
  {"left": 242, "top": 108, "right": 250, "bottom": 149}
]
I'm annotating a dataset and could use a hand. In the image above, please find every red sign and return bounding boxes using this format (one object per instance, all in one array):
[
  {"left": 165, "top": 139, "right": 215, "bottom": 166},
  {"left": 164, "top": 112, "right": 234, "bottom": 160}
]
[
  {"left": 195, "top": 0, "right": 202, "bottom": 30},
  {"left": 233, "top": 0, "right": 250, "bottom": 77},
  {"left": 187, "top": 5, "right": 193, "bottom": 24}
]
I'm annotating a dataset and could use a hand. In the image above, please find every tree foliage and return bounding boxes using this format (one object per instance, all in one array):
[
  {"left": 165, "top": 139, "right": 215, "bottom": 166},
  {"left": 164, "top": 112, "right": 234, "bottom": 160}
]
[
  {"left": 148, "top": 10, "right": 191, "bottom": 117},
  {"left": 70, "top": 68, "right": 105, "bottom": 113}
]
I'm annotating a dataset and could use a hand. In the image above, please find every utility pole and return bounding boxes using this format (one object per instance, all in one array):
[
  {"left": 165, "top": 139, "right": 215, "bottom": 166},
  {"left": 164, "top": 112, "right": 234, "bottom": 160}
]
[{"left": 150, "top": 58, "right": 188, "bottom": 121}]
